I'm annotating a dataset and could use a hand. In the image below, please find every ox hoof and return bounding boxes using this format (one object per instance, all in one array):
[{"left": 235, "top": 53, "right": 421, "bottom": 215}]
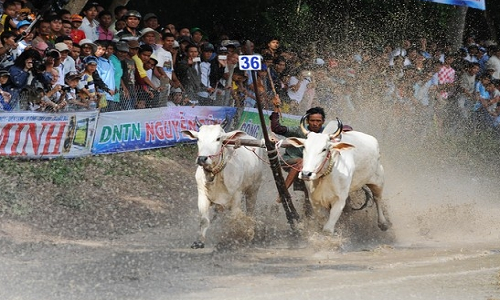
[
  {"left": 378, "top": 222, "right": 391, "bottom": 231},
  {"left": 191, "top": 241, "right": 205, "bottom": 249}
]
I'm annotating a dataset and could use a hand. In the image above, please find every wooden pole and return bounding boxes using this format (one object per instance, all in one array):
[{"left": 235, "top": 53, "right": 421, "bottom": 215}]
[{"left": 250, "top": 70, "right": 299, "bottom": 228}]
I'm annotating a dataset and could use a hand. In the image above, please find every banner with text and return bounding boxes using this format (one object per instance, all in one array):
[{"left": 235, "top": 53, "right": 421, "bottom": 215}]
[
  {"left": 0, "top": 111, "right": 98, "bottom": 158},
  {"left": 92, "top": 106, "right": 237, "bottom": 154},
  {"left": 422, "top": 0, "right": 485, "bottom": 10}
]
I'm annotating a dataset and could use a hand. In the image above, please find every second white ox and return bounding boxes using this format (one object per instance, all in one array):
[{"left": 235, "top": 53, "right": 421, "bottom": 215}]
[
  {"left": 182, "top": 123, "right": 264, "bottom": 249},
  {"left": 287, "top": 120, "right": 390, "bottom": 235}
]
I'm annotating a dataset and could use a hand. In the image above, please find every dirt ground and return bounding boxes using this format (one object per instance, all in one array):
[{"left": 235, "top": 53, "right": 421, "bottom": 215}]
[{"left": 1, "top": 112, "right": 500, "bottom": 300}]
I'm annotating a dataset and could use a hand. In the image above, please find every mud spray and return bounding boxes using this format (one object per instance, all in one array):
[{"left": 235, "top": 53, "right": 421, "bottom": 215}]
[{"left": 207, "top": 94, "right": 500, "bottom": 252}]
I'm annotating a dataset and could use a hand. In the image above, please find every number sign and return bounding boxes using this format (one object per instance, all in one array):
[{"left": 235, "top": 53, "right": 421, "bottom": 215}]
[{"left": 239, "top": 55, "right": 261, "bottom": 71}]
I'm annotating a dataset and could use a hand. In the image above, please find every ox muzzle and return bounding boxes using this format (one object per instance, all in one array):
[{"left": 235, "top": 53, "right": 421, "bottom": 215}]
[
  {"left": 299, "top": 170, "right": 316, "bottom": 181},
  {"left": 197, "top": 156, "right": 211, "bottom": 166}
]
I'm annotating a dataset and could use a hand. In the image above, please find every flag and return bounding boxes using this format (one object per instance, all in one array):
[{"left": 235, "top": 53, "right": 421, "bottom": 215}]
[{"left": 422, "top": 0, "right": 486, "bottom": 10}]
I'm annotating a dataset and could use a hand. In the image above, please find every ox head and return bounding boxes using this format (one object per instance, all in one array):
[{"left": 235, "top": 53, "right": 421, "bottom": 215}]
[
  {"left": 181, "top": 124, "right": 247, "bottom": 169},
  {"left": 288, "top": 119, "right": 353, "bottom": 181}
]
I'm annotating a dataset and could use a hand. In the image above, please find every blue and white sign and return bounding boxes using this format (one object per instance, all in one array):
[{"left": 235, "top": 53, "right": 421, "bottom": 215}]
[
  {"left": 239, "top": 55, "right": 262, "bottom": 71},
  {"left": 422, "top": 0, "right": 485, "bottom": 10}
]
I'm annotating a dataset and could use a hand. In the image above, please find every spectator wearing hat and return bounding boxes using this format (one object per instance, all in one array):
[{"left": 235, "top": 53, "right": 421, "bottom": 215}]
[
  {"left": 79, "top": 55, "right": 99, "bottom": 108},
  {"left": 200, "top": 42, "right": 225, "bottom": 104},
  {"left": 127, "top": 39, "right": 140, "bottom": 58},
  {"left": 79, "top": 38, "right": 97, "bottom": 57},
  {"left": 143, "top": 13, "right": 163, "bottom": 33},
  {"left": 167, "top": 87, "right": 191, "bottom": 106},
  {"left": 63, "top": 70, "right": 87, "bottom": 111},
  {"left": 70, "top": 14, "right": 86, "bottom": 44},
  {"left": 15, "top": 19, "right": 29, "bottom": 35},
  {"left": 190, "top": 27, "right": 205, "bottom": 47},
  {"left": 114, "top": 40, "right": 136, "bottom": 110},
  {"left": 0, "top": 68, "right": 12, "bottom": 111},
  {"left": 15, "top": 20, "right": 32, "bottom": 55},
  {"left": 97, "top": 10, "right": 114, "bottom": 41},
  {"left": 176, "top": 35, "right": 193, "bottom": 63},
  {"left": 79, "top": 2, "right": 99, "bottom": 41},
  {"left": 140, "top": 27, "right": 161, "bottom": 50},
  {"left": 115, "top": 10, "right": 142, "bottom": 41},
  {"left": 55, "top": 42, "right": 76, "bottom": 78}
]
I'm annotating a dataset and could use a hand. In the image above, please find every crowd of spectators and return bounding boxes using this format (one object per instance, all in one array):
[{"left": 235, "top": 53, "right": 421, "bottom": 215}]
[{"left": 0, "top": 1, "right": 499, "bottom": 136}]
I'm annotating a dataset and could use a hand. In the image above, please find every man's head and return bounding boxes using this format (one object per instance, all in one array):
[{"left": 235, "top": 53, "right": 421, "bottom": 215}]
[
  {"left": 186, "top": 44, "right": 199, "bottom": 59},
  {"left": 98, "top": 10, "right": 113, "bottom": 29},
  {"left": 162, "top": 32, "right": 175, "bottom": 50},
  {"left": 123, "top": 10, "right": 141, "bottom": 30},
  {"left": 305, "top": 106, "right": 325, "bottom": 133},
  {"left": 138, "top": 44, "right": 153, "bottom": 64},
  {"left": 143, "top": 13, "right": 159, "bottom": 30}
]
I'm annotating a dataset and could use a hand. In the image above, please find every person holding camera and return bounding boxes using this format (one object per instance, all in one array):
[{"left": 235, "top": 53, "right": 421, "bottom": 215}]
[
  {"left": 40, "top": 68, "right": 67, "bottom": 112},
  {"left": 4, "top": 48, "right": 47, "bottom": 110}
]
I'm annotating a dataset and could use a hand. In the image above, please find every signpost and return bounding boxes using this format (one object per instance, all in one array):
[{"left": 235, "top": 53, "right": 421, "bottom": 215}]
[{"left": 238, "top": 54, "right": 300, "bottom": 229}]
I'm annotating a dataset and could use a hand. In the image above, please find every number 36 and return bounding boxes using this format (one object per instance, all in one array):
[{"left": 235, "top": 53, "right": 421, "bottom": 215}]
[{"left": 239, "top": 55, "right": 261, "bottom": 71}]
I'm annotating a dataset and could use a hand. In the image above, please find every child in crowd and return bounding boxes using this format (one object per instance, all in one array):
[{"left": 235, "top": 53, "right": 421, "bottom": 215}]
[
  {"left": 63, "top": 71, "right": 86, "bottom": 111},
  {"left": 0, "top": 0, "right": 18, "bottom": 33},
  {"left": 79, "top": 55, "right": 98, "bottom": 109}
]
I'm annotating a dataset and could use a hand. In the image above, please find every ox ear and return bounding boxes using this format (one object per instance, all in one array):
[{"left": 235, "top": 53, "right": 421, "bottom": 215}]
[
  {"left": 181, "top": 130, "right": 199, "bottom": 140},
  {"left": 332, "top": 142, "right": 355, "bottom": 151},
  {"left": 223, "top": 130, "right": 247, "bottom": 141},
  {"left": 286, "top": 137, "right": 306, "bottom": 148}
]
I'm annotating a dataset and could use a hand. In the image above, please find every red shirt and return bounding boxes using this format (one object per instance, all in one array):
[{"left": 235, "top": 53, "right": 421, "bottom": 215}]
[{"left": 70, "top": 29, "right": 86, "bottom": 44}]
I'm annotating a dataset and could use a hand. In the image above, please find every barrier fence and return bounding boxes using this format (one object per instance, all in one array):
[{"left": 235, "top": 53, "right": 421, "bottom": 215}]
[{"left": 0, "top": 107, "right": 302, "bottom": 159}]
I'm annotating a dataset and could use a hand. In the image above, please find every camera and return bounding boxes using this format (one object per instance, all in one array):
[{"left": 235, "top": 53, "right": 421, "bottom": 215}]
[
  {"left": 218, "top": 55, "right": 227, "bottom": 60},
  {"left": 62, "top": 86, "right": 72, "bottom": 93},
  {"left": 32, "top": 59, "right": 46, "bottom": 72},
  {"left": 193, "top": 57, "right": 201, "bottom": 63}
]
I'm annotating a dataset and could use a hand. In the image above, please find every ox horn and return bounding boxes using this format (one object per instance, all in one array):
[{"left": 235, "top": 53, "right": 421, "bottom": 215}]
[
  {"left": 195, "top": 117, "right": 203, "bottom": 129},
  {"left": 330, "top": 118, "right": 343, "bottom": 139},
  {"left": 300, "top": 114, "right": 310, "bottom": 136}
]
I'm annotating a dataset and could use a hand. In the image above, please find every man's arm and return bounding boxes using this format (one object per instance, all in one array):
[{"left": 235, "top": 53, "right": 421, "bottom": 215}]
[{"left": 270, "top": 111, "right": 288, "bottom": 135}]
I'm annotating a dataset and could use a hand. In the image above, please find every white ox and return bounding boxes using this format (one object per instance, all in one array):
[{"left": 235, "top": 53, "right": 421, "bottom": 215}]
[
  {"left": 287, "top": 120, "right": 390, "bottom": 235},
  {"left": 182, "top": 123, "right": 264, "bottom": 249}
]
